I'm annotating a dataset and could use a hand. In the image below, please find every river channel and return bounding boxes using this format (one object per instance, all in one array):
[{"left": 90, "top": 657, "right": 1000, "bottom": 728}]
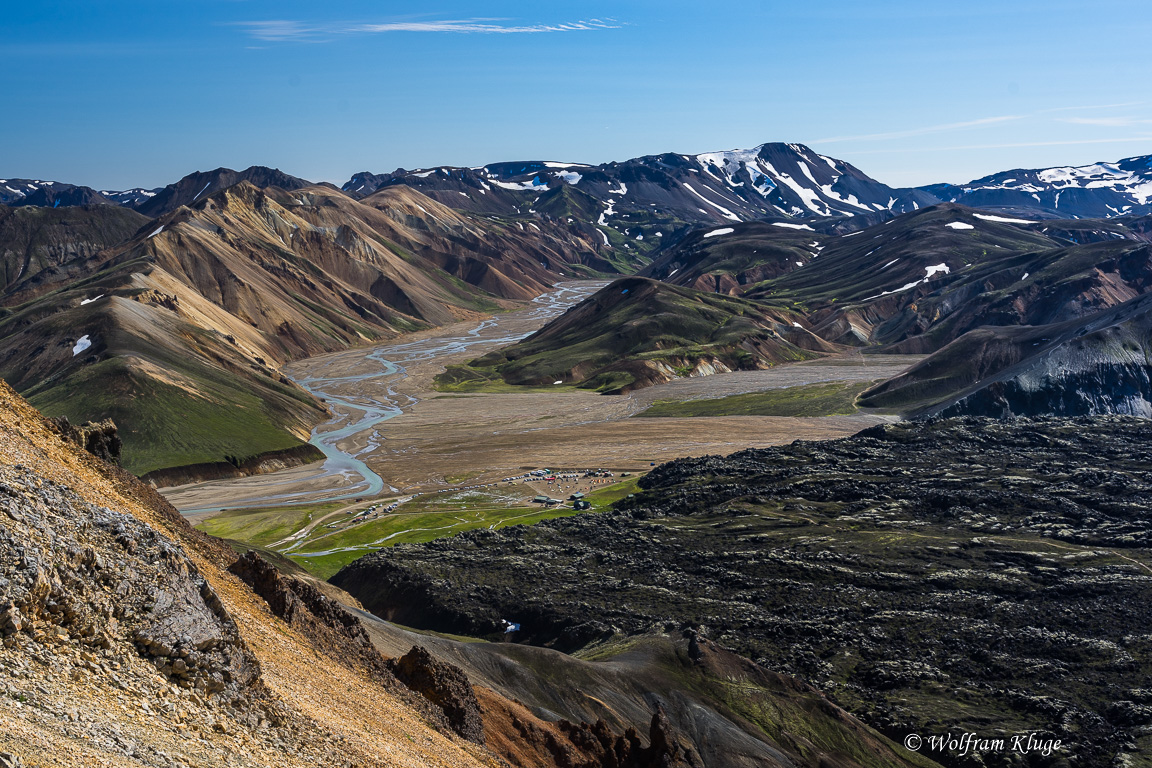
[{"left": 171, "top": 281, "right": 607, "bottom": 514}]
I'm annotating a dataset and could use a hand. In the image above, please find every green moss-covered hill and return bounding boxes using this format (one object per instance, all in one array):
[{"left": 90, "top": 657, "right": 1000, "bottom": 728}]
[{"left": 437, "top": 276, "right": 838, "bottom": 394}]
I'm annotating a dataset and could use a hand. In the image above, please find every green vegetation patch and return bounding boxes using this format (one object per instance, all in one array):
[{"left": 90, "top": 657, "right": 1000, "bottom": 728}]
[
  {"left": 28, "top": 357, "right": 314, "bottom": 475},
  {"left": 636, "top": 380, "right": 878, "bottom": 418},
  {"left": 196, "top": 502, "right": 345, "bottom": 548},
  {"left": 198, "top": 477, "right": 641, "bottom": 580}
]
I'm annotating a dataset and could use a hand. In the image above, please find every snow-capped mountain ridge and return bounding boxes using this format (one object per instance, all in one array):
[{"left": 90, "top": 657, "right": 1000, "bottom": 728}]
[
  {"left": 921, "top": 154, "right": 1152, "bottom": 219},
  {"left": 340, "top": 143, "right": 929, "bottom": 237},
  {"left": 6, "top": 146, "right": 1152, "bottom": 226}
]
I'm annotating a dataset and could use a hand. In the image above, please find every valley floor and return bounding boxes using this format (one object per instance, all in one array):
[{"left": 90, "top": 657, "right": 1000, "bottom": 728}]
[{"left": 163, "top": 283, "right": 922, "bottom": 578}]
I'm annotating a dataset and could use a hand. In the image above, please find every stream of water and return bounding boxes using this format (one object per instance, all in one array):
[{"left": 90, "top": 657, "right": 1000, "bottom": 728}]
[{"left": 176, "top": 281, "right": 605, "bottom": 514}]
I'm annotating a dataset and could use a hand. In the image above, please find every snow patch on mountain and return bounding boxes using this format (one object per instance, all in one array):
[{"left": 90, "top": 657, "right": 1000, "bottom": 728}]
[
  {"left": 598, "top": 199, "right": 617, "bottom": 226},
  {"left": 974, "top": 214, "right": 1036, "bottom": 224},
  {"left": 492, "top": 177, "right": 548, "bottom": 192},
  {"left": 683, "top": 184, "right": 741, "bottom": 222},
  {"left": 864, "top": 263, "right": 951, "bottom": 301}
]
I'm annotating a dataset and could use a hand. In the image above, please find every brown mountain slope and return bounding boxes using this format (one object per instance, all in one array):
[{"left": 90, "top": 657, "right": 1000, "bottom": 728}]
[
  {"left": 0, "top": 380, "right": 502, "bottom": 768},
  {"left": 362, "top": 617, "right": 937, "bottom": 768},
  {"left": 0, "top": 182, "right": 609, "bottom": 476},
  {"left": 357, "top": 186, "right": 611, "bottom": 299}
]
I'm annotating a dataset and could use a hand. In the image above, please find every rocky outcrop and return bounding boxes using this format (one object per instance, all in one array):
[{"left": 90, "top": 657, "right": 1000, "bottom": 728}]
[
  {"left": 228, "top": 551, "right": 375, "bottom": 653},
  {"left": 228, "top": 551, "right": 488, "bottom": 743},
  {"left": 556, "top": 709, "right": 699, "bottom": 768},
  {"left": 48, "top": 416, "right": 121, "bottom": 465},
  {"left": 0, "top": 377, "right": 501, "bottom": 766},
  {"left": 387, "top": 646, "right": 486, "bottom": 745},
  {"left": 0, "top": 463, "right": 258, "bottom": 696},
  {"left": 477, "top": 684, "right": 700, "bottom": 768}
]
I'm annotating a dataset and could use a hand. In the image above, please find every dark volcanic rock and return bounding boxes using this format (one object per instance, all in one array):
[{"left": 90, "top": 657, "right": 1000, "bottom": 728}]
[
  {"left": 49, "top": 415, "right": 121, "bottom": 465},
  {"left": 228, "top": 551, "right": 372, "bottom": 646},
  {"left": 135, "top": 165, "right": 311, "bottom": 218},
  {"left": 334, "top": 416, "right": 1152, "bottom": 768},
  {"left": 555, "top": 708, "right": 700, "bottom": 768},
  {"left": 387, "top": 645, "right": 485, "bottom": 745}
]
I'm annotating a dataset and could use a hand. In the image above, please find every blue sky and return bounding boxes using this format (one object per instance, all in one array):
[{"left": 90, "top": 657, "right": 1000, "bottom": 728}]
[{"left": 4, "top": 0, "right": 1152, "bottom": 190}]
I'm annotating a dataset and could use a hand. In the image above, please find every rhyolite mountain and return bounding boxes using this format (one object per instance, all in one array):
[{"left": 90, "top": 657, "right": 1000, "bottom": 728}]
[
  {"left": 0, "top": 167, "right": 313, "bottom": 217},
  {"left": 8, "top": 148, "right": 1152, "bottom": 229},
  {"left": 132, "top": 165, "right": 314, "bottom": 218},
  {"left": 345, "top": 143, "right": 932, "bottom": 240},
  {"left": 348, "top": 146, "right": 1152, "bottom": 232},
  {"left": 6, "top": 145, "right": 1152, "bottom": 463},
  {"left": 0, "top": 181, "right": 607, "bottom": 478}
]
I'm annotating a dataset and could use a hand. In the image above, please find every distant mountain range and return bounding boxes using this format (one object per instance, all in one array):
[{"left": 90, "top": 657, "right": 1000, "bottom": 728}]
[
  {"left": 921, "top": 154, "right": 1152, "bottom": 219},
  {"left": 7, "top": 143, "right": 1152, "bottom": 227},
  {"left": 6, "top": 141, "right": 1152, "bottom": 475},
  {"left": 448, "top": 202, "right": 1152, "bottom": 404}
]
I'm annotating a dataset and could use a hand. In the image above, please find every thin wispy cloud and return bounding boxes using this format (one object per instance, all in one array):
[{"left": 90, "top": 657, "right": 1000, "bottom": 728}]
[
  {"left": 236, "top": 17, "right": 620, "bottom": 43},
  {"left": 1040, "top": 101, "right": 1145, "bottom": 114},
  {"left": 238, "top": 21, "right": 315, "bottom": 43},
  {"left": 814, "top": 116, "right": 1023, "bottom": 144},
  {"left": 1059, "top": 116, "right": 1152, "bottom": 127}
]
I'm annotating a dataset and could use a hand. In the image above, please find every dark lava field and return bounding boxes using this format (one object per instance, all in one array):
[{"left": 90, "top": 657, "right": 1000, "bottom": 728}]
[{"left": 334, "top": 417, "right": 1152, "bottom": 768}]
